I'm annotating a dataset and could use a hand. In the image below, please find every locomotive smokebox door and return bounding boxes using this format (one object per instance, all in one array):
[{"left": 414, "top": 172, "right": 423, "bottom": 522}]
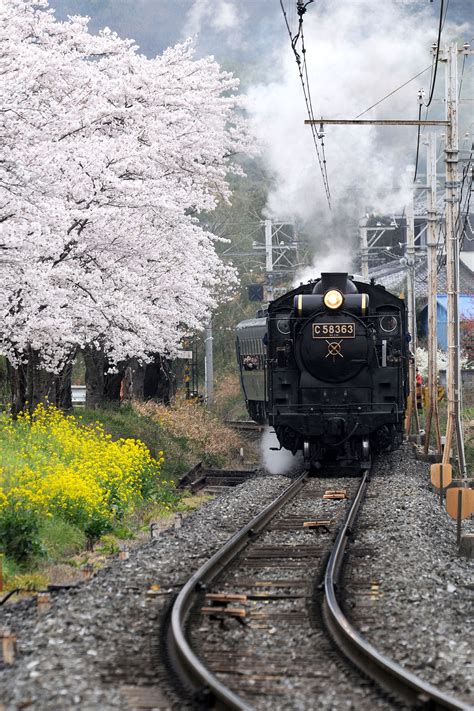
[{"left": 296, "top": 311, "right": 369, "bottom": 383}]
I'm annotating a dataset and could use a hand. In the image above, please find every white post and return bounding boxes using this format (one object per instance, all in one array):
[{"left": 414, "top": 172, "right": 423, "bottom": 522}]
[
  {"left": 443, "top": 43, "right": 466, "bottom": 474},
  {"left": 204, "top": 321, "right": 213, "bottom": 407}
]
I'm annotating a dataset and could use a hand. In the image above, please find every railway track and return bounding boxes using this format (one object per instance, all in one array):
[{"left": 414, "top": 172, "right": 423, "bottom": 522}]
[
  {"left": 178, "top": 463, "right": 258, "bottom": 494},
  {"left": 165, "top": 470, "right": 470, "bottom": 710}
]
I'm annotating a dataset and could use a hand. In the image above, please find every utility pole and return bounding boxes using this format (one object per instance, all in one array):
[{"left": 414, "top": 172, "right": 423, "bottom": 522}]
[
  {"left": 442, "top": 43, "right": 466, "bottom": 474},
  {"left": 359, "top": 216, "right": 369, "bottom": 281},
  {"left": 204, "top": 321, "right": 214, "bottom": 407},
  {"left": 424, "top": 133, "right": 442, "bottom": 454},
  {"left": 405, "top": 197, "right": 420, "bottom": 435},
  {"left": 308, "top": 41, "right": 471, "bottom": 470}
]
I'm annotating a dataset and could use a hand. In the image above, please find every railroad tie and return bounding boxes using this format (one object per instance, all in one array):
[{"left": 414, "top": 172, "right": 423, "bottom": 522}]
[
  {"left": 201, "top": 606, "right": 246, "bottom": 618},
  {"left": 303, "top": 520, "right": 332, "bottom": 533},
  {"left": 202, "top": 592, "right": 248, "bottom": 624},
  {"left": 205, "top": 592, "right": 247, "bottom": 604},
  {"left": 322, "top": 489, "right": 347, "bottom": 500}
]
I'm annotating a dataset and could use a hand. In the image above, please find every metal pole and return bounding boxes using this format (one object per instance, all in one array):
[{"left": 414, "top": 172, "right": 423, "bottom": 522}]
[
  {"left": 406, "top": 198, "right": 420, "bottom": 435},
  {"left": 359, "top": 216, "right": 369, "bottom": 281},
  {"left": 293, "top": 223, "right": 300, "bottom": 270},
  {"left": 307, "top": 119, "right": 449, "bottom": 126},
  {"left": 424, "top": 133, "right": 442, "bottom": 454},
  {"left": 264, "top": 219, "right": 274, "bottom": 302},
  {"left": 443, "top": 44, "right": 466, "bottom": 474},
  {"left": 204, "top": 321, "right": 213, "bottom": 407}
]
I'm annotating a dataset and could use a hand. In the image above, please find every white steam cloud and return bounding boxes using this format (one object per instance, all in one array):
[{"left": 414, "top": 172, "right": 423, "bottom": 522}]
[
  {"left": 293, "top": 248, "right": 355, "bottom": 287},
  {"left": 260, "top": 426, "right": 303, "bottom": 475},
  {"left": 183, "top": 0, "right": 243, "bottom": 38},
  {"left": 246, "top": 0, "right": 466, "bottom": 257}
]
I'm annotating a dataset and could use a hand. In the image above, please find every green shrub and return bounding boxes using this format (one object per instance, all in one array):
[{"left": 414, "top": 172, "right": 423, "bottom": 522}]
[{"left": 0, "top": 507, "right": 43, "bottom": 562}]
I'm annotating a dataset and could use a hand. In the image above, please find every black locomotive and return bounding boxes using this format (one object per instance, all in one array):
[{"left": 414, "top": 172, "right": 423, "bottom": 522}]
[{"left": 236, "top": 273, "right": 408, "bottom": 470}]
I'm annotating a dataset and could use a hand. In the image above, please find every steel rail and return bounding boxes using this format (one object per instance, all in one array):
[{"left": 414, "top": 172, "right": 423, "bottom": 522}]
[
  {"left": 323, "top": 471, "right": 470, "bottom": 711},
  {"left": 168, "top": 472, "right": 307, "bottom": 710}
]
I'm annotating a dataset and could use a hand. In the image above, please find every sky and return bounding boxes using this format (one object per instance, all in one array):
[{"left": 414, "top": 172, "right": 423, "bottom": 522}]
[
  {"left": 47, "top": 1, "right": 473, "bottom": 68},
  {"left": 47, "top": 0, "right": 474, "bottom": 265}
]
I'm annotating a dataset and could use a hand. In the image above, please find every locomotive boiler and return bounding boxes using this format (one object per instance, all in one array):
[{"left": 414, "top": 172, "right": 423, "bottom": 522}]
[{"left": 236, "top": 273, "right": 409, "bottom": 470}]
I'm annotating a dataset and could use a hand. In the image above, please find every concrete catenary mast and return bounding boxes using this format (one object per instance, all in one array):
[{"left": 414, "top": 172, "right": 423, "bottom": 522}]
[
  {"left": 441, "top": 43, "right": 467, "bottom": 475},
  {"left": 424, "top": 132, "right": 442, "bottom": 455}
]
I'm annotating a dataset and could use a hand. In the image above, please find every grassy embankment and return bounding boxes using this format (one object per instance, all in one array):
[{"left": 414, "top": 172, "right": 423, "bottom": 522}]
[{"left": 0, "top": 378, "right": 246, "bottom": 591}]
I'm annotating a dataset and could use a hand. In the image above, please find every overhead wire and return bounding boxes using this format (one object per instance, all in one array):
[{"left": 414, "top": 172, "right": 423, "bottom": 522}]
[
  {"left": 300, "top": 13, "right": 331, "bottom": 202},
  {"left": 458, "top": 154, "right": 473, "bottom": 248},
  {"left": 279, "top": 0, "right": 332, "bottom": 209},
  {"left": 423, "top": 0, "right": 445, "bottom": 108},
  {"left": 458, "top": 52, "right": 466, "bottom": 99},
  {"left": 354, "top": 64, "right": 432, "bottom": 119},
  {"left": 413, "top": 102, "right": 424, "bottom": 183},
  {"left": 412, "top": 0, "right": 446, "bottom": 183},
  {"left": 435, "top": 153, "right": 473, "bottom": 273}
]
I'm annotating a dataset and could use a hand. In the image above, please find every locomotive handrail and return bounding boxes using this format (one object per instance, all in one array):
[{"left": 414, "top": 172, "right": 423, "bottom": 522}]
[{"left": 323, "top": 472, "right": 470, "bottom": 711}]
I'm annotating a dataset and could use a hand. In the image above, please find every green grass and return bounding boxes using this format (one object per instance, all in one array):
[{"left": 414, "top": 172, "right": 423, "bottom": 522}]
[
  {"left": 39, "top": 517, "right": 86, "bottom": 559},
  {"left": 75, "top": 404, "right": 208, "bottom": 482},
  {"left": 0, "top": 404, "right": 185, "bottom": 584},
  {"left": 74, "top": 405, "right": 217, "bottom": 482},
  {"left": 0, "top": 399, "right": 233, "bottom": 586}
]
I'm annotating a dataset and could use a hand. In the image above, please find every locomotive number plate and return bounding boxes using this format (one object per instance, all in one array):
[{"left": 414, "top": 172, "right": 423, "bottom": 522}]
[{"left": 312, "top": 323, "right": 355, "bottom": 338}]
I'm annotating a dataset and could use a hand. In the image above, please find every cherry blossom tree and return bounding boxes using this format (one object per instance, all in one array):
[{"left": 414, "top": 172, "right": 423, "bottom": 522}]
[{"left": 0, "top": 0, "right": 248, "bottom": 409}]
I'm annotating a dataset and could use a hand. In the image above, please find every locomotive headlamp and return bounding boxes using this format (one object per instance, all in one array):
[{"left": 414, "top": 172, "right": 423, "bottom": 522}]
[{"left": 323, "top": 289, "right": 344, "bottom": 310}]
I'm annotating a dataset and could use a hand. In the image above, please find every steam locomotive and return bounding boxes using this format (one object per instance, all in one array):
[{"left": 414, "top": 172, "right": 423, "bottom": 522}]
[{"left": 236, "top": 273, "right": 408, "bottom": 470}]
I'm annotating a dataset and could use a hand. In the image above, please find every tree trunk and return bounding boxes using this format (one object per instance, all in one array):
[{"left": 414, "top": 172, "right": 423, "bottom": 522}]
[
  {"left": 84, "top": 346, "right": 105, "bottom": 409},
  {"left": 130, "top": 358, "right": 146, "bottom": 401},
  {"left": 0, "top": 357, "right": 10, "bottom": 405},
  {"left": 7, "top": 352, "right": 75, "bottom": 414},
  {"left": 104, "top": 366, "right": 124, "bottom": 403},
  {"left": 7, "top": 360, "right": 27, "bottom": 415},
  {"left": 144, "top": 355, "right": 176, "bottom": 404},
  {"left": 28, "top": 349, "right": 57, "bottom": 411},
  {"left": 56, "top": 359, "right": 73, "bottom": 410}
]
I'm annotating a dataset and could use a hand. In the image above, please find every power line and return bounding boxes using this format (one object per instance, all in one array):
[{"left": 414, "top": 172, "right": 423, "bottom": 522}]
[
  {"left": 435, "top": 152, "right": 473, "bottom": 272},
  {"left": 413, "top": 102, "right": 423, "bottom": 183},
  {"left": 458, "top": 154, "right": 473, "bottom": 249},
  {"left": 354, "top": 65, "right": 432, "bottom": 119},
  {"left": 422, "top": 0, "right": 444, "bottom": 108},
  {"left": 458, "top": 52, "right": 467, "bottom": 99},
  {"left": 299, "top": 12, "right": 331, "bottom": 202},
  {"left": 279, "top": 0, "right": 332, "bottom": 209},
  {"left": 441, "top": 0, "right": 450, "bottom": 31},
  {"left": 413, "top": 0, "right": 446, "bottom": 182}
]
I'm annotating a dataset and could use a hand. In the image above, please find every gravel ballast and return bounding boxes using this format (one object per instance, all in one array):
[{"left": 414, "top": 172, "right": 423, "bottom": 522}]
[
  {"left": 1, "top": 443, "right": 472, "bottom": 711},
  {"left": 0, "top": 475, "right": 292, "bottom": 710},
  {"left": 343, "top": 443, "right": 473, "bottom": 707}
]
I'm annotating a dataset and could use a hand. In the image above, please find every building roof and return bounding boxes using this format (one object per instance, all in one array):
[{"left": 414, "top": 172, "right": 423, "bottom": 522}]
[{"left": 371, "top": 256, "right": 474, "bottom": 299}]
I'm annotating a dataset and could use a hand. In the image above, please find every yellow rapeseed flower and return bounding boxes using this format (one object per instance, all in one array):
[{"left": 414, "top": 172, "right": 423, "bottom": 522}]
[{"left": 0, "top": 405, "right": 174, "bottom": 544}]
